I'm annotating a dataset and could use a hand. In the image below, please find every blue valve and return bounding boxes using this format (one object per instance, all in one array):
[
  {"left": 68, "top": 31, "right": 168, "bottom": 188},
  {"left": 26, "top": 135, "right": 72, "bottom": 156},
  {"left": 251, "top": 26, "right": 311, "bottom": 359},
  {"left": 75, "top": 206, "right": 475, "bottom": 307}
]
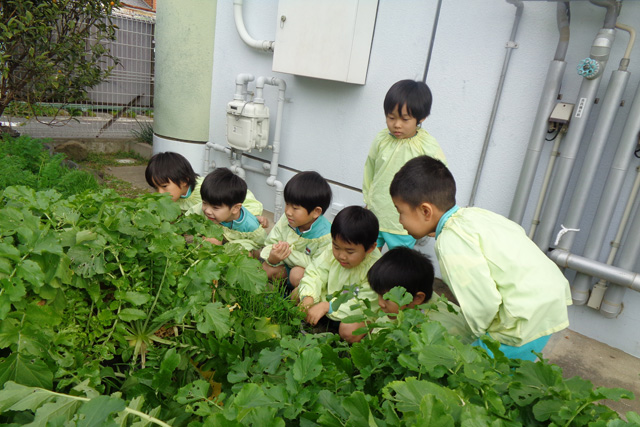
[{"left": 577, "top": 58, "right": 600, "bottom": 79}]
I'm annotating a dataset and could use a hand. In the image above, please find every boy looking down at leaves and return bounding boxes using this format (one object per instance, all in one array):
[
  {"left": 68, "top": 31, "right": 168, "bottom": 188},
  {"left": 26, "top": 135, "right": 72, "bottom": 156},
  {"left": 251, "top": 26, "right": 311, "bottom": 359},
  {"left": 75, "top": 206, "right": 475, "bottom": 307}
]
[
  {"left": 197, "top": 168, "right": 266, "bottom": 255},
  {"left": 390, "top": 155, "right": 571, "bottom": 361},
  {"left": 368, "top": 247, "right": 474, "bottom": 344},
  {"left": 261, "top": 171, "right": 333, "bottom": 288},
  {"left": 296, "top": 206, "right": 381, "bottom": 343}
]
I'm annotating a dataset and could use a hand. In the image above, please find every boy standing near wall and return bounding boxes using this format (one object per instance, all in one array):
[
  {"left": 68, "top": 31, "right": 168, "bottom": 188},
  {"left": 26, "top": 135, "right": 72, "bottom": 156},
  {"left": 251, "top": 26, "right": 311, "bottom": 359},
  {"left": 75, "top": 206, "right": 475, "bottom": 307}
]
[{"left": 390, "top": 156, "right": 571, "bottom": 361}]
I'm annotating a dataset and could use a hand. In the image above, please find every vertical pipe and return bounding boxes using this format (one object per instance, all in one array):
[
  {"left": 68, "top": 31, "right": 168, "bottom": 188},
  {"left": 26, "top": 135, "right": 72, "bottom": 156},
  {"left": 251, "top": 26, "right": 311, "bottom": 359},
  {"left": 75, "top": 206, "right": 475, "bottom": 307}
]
[
  {"left": 556, "top": 69, "right": 630, "bottom": 251},
  {"left": 468, "top": 0, "right": 523, "bottom": 207},
  {"left": 509, "top": 2, "right": 569, "bottom": 223},
  {"left": 572, "top": 81, "right": 640, "bottom": 304},
  {"left": 533, "top": 28, "right": 616, "bottom": 251}
]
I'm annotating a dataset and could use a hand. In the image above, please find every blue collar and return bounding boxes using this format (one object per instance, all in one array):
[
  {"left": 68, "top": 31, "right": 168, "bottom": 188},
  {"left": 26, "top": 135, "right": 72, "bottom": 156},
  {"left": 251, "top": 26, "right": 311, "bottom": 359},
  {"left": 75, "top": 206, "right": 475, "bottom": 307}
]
[
  {"left": 221, "top": 207, "right": 244, "bottom": 229},
  {"left": 435, "top": 205, "right": 460, "bottom": 240},
  {"left": 180, "top": 185, "right": 193, "bottom": 199}
]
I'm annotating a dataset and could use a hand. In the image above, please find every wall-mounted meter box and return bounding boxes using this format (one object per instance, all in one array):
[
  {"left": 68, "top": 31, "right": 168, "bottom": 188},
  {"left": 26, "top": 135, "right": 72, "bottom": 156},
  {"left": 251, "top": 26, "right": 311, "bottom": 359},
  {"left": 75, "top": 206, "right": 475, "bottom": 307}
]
[
  {"left": 226, "top": 100, "right": 270, "bottom": 152},
  {"left": 272, "top": 0, "right": 379, "bottom": 85}
]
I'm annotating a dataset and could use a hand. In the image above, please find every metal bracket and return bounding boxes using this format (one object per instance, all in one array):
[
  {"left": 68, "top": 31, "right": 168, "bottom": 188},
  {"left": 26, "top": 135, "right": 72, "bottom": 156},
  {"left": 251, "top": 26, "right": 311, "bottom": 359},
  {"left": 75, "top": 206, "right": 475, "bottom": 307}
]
[{"left": 506, "top": 41, "right": 519, "bottom": 49}]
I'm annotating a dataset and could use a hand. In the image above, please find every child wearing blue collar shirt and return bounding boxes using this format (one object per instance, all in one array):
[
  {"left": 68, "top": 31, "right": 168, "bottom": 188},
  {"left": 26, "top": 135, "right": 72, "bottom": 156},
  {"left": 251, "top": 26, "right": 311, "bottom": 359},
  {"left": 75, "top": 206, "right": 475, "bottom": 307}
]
[
  {"left": 261, "top": 171, "right": 333, "bottom": 288},
  {"left": 363, "top": 79, "right": 446, "bottom": 251},
  {"left": 197, "top": 168, "right": 266, "bottom": 255},
  {"left": 297, "top": 206, "right": 381, "bottom": 343},
  {"left": 145, "top": 151, "right": 266, "bottom": 225},
  {"left": 390, "top": 156, "right": 572, "bottom": 361}
]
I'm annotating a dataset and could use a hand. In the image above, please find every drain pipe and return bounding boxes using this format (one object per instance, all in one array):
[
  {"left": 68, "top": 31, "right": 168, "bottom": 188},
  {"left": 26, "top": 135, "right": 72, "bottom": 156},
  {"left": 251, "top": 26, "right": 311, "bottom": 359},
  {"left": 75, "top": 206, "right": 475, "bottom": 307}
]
[
  {"left": 571, "top": 79, "right": 640, "bottom": 304},
  {"left": 600, "top": 177, "right": 640, "bottom": 317},
  {"left": 589, "top": 166, "right": 640, "bottom": 313},
  {"left": 233, "top": 0, "right": 274, "bottom": 52},
  {"left": 468, "top": 0, "right": 523, "bottom": 207},
  {"left": 509, "top": 2, "right": 569, "bottom": 223},
  {"left": 528, "top": 126, "right": 566, "bottom": 239},
  {"left": 533, "top": 10, "right": 617, "bottom": 251},
  {"left": 255, "top": 76, "right": 286, "bottom": 221},
  {"left": 555, "top": 67, "right": 631, "bottom": 252},
  {"left": 549, "top": 249, "right": 640, "bottom": 293}
]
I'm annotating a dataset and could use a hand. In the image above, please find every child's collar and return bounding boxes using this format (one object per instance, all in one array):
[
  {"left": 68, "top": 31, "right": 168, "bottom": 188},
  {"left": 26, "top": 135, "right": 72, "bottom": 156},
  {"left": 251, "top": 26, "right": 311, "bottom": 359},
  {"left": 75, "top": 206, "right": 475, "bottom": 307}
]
[
  {"left": 180, "top": 185, "right": 193, "bottom": 199},
  {"left": 435, "top": 205, "right": 460, "bottom": 240}
]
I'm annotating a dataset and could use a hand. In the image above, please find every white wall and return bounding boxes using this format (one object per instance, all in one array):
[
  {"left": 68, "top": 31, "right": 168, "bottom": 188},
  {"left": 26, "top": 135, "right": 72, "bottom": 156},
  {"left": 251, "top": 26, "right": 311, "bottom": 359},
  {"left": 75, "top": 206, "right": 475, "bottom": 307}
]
[{"left": 204, "top": 0, "right": 640, "bottom": 356}]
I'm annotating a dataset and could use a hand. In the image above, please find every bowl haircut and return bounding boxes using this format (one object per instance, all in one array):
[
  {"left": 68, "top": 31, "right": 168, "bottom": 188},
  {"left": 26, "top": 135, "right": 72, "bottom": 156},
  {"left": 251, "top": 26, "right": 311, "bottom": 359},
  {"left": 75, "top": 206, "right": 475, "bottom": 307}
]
[
  {"left": 284, "top": 171, "right": 332, "bottom": 214},
  {"left": 331, "top": 206, "right": 378, "bottom": 250},
  {"left": 383, "top": 79, "right": 433, "bottom": 122},
  {"left": 390, "top": 155, "right": 456, "bottom": 211},
  {"left": 368, "top": 247, "right": 434, "bottom": 301},
  {"left": 145, "top": 151, "right": 198, "bottom": 191},
  {"left": 201, "top": 168, "right": 247, "bottom": 207}
]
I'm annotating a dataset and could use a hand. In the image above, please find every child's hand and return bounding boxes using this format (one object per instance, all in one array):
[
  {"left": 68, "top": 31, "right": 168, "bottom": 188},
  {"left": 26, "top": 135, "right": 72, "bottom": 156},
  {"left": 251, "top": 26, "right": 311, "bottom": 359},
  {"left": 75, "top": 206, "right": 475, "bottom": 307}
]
[
  {"left": 203, "top": 236, "right": 223, "bottom": 246},
  {"left": 256, "top": 215, "right": 269, "bottom": 228},
  {"left": 305, "top": 301, "right": 330, "bottom": 325},
  {"left": 269, "top": 241, "right": 291, "bottom": 264}
]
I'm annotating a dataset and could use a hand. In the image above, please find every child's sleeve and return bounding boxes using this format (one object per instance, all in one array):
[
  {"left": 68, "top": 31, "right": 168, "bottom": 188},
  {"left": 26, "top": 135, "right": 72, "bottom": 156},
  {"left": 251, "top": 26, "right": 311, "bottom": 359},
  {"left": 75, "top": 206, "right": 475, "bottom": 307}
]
[
  {"left": 244, "top": 189, "right": 264, "bottom": 217},
  {"left": 362, "top": 136, "right": 380, "bottom": 206},
  {"left": 259, "top": 216, "right": 284, "bottom": 261},
  {"left": 285, "top": 234, "right": 331, "bottom": 269},
  {"left": 437, "top": 236, "right": 502, "bottom": 339},
  {"left": 297, "top": 249, "right": 332, "bottom": 304}
]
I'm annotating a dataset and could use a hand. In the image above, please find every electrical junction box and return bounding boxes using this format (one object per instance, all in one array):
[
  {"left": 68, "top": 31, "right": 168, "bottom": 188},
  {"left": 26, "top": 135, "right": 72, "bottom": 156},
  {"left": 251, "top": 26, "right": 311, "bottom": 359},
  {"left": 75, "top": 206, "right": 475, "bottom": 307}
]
[
  {"left": 272, "top": 0, "right": 379, "bottom": 84},
  {"left": 226, "top": 100, "right": 270, "bottom": 152},
  {"left": 549, "top": 102, "right": 575, "bottom": 124}
]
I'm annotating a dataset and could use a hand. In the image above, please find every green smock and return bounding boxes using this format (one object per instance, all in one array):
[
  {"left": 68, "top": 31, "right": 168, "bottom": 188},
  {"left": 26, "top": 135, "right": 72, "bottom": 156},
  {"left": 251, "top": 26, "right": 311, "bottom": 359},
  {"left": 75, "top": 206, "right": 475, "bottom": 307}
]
[
  {"left": 436, "top": 207, "right": 572, "bottom": 347},
  {"left": 298, "top": 245, "right": 381, "bottom": 322},
  {"left": 259, "top": 215, "right": 332, "bottom": 269},
  {"left": 219, "top": 207, "right": 267, "bottom": 251},
  {"left": 363, "top": 128, "right": 446, "bottom": 234}
]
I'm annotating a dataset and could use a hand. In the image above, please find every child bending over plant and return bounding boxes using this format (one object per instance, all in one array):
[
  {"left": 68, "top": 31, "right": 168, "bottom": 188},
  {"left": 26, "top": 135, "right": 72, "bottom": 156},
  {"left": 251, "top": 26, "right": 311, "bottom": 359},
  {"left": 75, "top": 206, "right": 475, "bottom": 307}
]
[
  {"left": 145, "top": 151, "right": 267, "bottom": 226},
  {"left": 296, "top": 206, "right": 381, "bottom": 343},
  {"left": 195, "top": 168, "right": 266, "bottom": 256},
  {"left": 368, "top": 247, "right": 474, "bottom": 344}
]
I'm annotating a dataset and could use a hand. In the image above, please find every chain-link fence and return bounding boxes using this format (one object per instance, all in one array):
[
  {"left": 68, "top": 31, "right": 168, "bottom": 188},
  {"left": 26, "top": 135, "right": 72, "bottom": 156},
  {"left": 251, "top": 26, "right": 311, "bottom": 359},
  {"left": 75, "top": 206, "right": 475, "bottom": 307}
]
[{"left": 1, "top": 12, "right": 155, "bottom": 140}]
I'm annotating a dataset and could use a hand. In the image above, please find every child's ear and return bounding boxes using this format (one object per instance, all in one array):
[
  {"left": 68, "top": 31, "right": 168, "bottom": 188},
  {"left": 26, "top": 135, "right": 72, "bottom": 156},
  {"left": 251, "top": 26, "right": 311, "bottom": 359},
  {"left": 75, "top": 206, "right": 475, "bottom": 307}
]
[
  {"left": 310, "top": 206, "right": 323, "bottom": 219},
  {"left": 408, "top": 291, "right": 427, "bottom": 308},
  {"left": 418, "top": 202, "right": 435, "bottom": 221},
  {"left": 231, "top": 203, "right": 242, "bottom": 215},
  {"left": 418, "top": 117, "right": 426, "bottom": 124},
  {"left": 365, "top": 243, "right": 377, "bottom": 254}
]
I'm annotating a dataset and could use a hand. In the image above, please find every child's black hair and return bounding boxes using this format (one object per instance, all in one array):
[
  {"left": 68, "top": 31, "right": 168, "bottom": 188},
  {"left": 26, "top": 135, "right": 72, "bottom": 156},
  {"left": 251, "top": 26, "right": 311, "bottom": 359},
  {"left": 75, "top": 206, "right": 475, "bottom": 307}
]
[
  {"left": 390, "top": 155, "right": 456, "bottom": 211},
  {"left": 368, "top": 247, "right": 434, "bottom": 301},
  {"left": 200, "top": 168, "right": 247, "bottom": 207},
  {"left": 383, "top": 80, "right": 433, "bottom": 122},
  {"left": 331, "top": 206, "right": 378, "bottom": 250},
  {"left": 284, "top": 171, "right": 332, "bottom": 214},
  {"left": 145, "top": 152, "right": 198, "bottom": 191}
]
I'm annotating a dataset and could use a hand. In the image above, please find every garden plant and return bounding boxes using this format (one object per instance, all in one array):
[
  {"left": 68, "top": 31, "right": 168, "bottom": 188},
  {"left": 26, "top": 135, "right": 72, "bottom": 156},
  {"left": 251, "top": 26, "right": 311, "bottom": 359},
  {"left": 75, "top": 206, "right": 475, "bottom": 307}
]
[{"left": 0, "top": 138, "right": 639, "bottom": 426}]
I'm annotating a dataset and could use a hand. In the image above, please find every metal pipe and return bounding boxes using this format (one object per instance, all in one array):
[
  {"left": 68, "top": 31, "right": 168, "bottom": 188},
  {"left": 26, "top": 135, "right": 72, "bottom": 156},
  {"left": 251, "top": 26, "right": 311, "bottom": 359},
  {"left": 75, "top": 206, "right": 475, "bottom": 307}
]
[
  {"left": 533, "top": 27, "right": 616, "bottom": 251},
  {"left": 589, "top": 0, "right": 620, "bottom": 29},
  {"left": 549, "top": 249, "right": 640, "bottom": 292},
  {"left": 255, "top": 76, "right": 287, "bottom": 221},
  {"left": 571, "top": 80, "right": 640, "bottom": 303},
  {"left": 589, "top": 166, "right": 640, "bottom": 311},
  {"left": 468, "top": 0, "right": 523, "bottom": 207},
  {"left": 600, "top": 192, "right": 640, "bottom": 317},
  {"left": 529, "top": 128, "right": 564, "bottom": 239},
  {"left": 556, "top": 69, "right": 630, "bottom": 251},
  {"left": 509, "top": 2, "right": 569, "bottom": 223},
  {"left": 233, "top": 0, "right": 274, "bottom": 52}
]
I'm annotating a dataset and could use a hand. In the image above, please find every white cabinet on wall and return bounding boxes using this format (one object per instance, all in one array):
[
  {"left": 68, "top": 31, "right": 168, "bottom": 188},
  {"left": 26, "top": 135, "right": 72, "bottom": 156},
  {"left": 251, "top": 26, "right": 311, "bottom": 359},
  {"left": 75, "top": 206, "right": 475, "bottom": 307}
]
[{"left": 272, "top": 0, "right": 378, "bottom": 85}]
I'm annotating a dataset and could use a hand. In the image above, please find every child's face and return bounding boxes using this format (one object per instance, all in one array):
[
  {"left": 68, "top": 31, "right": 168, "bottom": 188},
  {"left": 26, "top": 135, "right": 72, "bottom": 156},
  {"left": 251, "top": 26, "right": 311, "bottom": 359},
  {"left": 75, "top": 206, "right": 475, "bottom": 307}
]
[
  {"left": 377, "top": 290, "right": 427, "bottom": 317},
  {"left": 285, "top": 203, "right": 320, "bottom": 232},
  {"left": 386, "top": 104, "right": 424, "bottom": 140},
  {"left": 202, "top": 201, "right": 240, "bottom": 224},
  {"left": 153, "top": 179, "right": 189, "bottom": 202},
  {"left": 331, "top": 236, "right": 374, "bottom": 269},
  {"left": 392, "top": 196, "right": 435, "bottom": 239}
]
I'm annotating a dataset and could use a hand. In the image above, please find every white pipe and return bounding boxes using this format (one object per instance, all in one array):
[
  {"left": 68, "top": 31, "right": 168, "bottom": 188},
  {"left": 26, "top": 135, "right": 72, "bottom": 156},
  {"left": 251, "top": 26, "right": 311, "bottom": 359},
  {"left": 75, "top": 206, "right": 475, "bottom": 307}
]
[
  {"left": 233, "top": 0, "right": 274, "bottom": 53},
  {"left": 234, "top": 74, "right": 255, "bottom": 101},
  {"left": 529, "top": 128, "right": 564, "bottom": 239}
]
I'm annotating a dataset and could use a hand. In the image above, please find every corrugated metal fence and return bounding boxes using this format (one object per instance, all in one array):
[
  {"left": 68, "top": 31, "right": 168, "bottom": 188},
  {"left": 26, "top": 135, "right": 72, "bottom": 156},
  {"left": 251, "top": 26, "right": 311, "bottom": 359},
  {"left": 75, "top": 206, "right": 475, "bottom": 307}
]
[{"left": 2, "top": 12, "right": 155, "bottom": 140}]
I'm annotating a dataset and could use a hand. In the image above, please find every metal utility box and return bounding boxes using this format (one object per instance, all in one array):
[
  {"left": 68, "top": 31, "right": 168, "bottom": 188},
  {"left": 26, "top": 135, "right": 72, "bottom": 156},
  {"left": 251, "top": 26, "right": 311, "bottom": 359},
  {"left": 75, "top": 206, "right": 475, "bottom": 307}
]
[
  {"left": 226, "top": 100, "right": 270, "bottom": 152},
  {"left": 272, "top": 0, "right": 378, "bottom": 85}
]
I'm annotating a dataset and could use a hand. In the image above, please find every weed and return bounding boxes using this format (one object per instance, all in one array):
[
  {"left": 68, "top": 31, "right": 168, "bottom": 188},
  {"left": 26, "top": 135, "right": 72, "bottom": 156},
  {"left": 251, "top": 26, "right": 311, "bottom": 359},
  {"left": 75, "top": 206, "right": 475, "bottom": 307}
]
[{"left": 131, "top": 121, "right": 154, "bottom": 145}]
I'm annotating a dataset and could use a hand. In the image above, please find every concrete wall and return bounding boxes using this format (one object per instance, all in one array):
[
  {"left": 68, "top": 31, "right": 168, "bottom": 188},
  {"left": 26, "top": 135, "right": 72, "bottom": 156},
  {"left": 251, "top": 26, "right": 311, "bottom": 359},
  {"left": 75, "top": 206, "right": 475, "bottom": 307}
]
[{"left": 200, "top": 0, "right": 640, "bottom": 356}]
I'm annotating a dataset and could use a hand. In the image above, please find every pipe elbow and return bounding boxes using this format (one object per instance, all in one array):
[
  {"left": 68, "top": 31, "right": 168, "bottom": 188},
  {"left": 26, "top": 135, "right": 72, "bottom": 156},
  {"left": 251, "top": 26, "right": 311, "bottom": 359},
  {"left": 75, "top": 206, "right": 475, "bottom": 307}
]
[
  {"left": 235, "top": 74, "right": 255, "bottom": 85},
  {"left": 548, "top": 249, "right": 570, "bottom": 267}
]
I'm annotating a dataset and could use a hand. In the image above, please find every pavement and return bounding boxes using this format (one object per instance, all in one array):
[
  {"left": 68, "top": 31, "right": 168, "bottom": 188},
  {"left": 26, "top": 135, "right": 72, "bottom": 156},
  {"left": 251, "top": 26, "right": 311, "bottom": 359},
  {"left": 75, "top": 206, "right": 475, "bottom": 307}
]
[{"left": 109, "top": 163, "right": 640, "bottom": 416}]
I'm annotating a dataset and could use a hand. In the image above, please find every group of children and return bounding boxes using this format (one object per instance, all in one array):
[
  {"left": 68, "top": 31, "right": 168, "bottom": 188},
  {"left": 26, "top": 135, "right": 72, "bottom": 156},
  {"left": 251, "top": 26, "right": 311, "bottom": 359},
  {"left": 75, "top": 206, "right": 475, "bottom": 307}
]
[{"left": 144, "top": 79, "right": 571, "bottom": 361}]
